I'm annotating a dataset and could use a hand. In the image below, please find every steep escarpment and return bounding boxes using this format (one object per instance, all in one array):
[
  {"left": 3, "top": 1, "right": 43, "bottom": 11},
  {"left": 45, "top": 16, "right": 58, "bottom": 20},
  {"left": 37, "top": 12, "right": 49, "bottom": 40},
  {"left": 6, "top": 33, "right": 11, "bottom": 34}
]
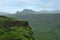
[{"left": 0, "top": 16, "right": 35, "bottom": 40}]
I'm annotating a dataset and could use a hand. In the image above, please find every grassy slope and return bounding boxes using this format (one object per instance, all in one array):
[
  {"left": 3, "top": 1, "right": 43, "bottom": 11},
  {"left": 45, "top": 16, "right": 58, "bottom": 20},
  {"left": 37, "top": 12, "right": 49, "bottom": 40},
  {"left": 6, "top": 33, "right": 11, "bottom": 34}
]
[
  {"left": 7, "top": 14, "right": 60, "bottom": 40},
  {"left": 0, "top": 16, "right": 34, "bottom": 40}
]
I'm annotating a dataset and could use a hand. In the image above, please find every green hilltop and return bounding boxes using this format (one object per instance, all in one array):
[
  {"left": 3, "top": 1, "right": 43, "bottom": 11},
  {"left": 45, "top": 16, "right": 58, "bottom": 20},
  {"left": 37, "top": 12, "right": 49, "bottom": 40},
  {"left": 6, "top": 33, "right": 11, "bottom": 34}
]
[{"left": 0, "top": 16, "right": 35, "bottom": 40}]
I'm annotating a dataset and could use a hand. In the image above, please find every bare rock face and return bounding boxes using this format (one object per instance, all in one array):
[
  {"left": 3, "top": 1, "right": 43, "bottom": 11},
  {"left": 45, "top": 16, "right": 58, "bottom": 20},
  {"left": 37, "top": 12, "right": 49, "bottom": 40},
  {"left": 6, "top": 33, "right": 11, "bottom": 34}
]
[
  {"left": 0, "top": 16, "right": 29, "bottom": 27},
  {"left": 4, "top": 20, "right": 29, "bottom": 27}
]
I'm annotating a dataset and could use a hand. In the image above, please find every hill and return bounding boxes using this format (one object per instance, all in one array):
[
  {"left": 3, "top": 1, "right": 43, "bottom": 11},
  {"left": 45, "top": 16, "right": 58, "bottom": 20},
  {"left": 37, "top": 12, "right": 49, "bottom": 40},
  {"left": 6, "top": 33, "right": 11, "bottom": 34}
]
[
  {"left": 7, "top": 14, "right": 60, "bottom": 40},
  {"left": 0, "top": 16, "right": 34, "bottom": 40},
  {"left": 5, "top": 9, "right": 60, "bottom": 40}
]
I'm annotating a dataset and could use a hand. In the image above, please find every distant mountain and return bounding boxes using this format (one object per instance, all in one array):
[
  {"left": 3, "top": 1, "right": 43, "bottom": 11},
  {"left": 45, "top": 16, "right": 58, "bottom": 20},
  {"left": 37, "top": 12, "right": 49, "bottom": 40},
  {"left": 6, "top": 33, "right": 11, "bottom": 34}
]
[
  {"left": 0, "top": 9, "right": 60, "bottom": 15},
  {"left": 14, "top": 9, "right": 40, "bottom": 14},
  {"left": 14, "top": 9, "right": 60, "bottom": 14}
]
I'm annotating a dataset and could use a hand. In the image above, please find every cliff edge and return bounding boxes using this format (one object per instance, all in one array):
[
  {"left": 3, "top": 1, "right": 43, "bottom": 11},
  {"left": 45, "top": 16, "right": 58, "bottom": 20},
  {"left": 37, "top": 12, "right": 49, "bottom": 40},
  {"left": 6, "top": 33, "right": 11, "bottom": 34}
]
[{"left": 0, "top": 16, "right": 35, "bottom": 40}]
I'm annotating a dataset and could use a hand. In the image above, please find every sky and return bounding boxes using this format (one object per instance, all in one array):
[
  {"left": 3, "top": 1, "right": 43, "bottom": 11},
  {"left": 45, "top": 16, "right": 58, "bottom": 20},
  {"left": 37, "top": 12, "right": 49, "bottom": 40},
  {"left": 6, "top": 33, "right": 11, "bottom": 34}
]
[{"left": 0, "top": 0, "right": 60, "bottom": 13}]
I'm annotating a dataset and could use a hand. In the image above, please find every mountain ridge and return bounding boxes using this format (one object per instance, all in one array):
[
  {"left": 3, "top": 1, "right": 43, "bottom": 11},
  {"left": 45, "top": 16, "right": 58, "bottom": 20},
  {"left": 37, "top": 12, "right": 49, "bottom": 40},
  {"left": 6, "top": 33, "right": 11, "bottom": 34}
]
[{"left": 0, "top": 9, "right": 60, "bottom": 15}]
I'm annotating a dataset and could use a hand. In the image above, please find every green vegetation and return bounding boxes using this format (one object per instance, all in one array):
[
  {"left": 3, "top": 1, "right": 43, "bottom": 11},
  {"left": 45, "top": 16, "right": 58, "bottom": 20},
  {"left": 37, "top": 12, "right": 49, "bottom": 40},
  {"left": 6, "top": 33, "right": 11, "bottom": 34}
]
[
  {"left": 0, "top": 16, "right": 34, "bottom": 40},
  {"left": 7, "top": 13, "right": 60, "bottom": 40},
  {"left": 0, "top": 26, "right": 34, "bottom": 40}
]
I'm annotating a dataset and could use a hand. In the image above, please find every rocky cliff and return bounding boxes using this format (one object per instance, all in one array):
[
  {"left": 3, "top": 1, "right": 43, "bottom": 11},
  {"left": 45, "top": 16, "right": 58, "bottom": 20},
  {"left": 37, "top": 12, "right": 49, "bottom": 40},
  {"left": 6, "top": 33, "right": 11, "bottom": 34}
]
[{"left": 0, "top": 16, "right": 35, "bottom": 40}]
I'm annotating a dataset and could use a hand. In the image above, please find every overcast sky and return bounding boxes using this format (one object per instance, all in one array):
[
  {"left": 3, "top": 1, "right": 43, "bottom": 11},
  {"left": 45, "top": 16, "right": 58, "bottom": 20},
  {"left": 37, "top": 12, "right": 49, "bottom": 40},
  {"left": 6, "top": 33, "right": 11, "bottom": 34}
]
[{"left": 0, "top": 0, "right": 60, "bottom": 13}]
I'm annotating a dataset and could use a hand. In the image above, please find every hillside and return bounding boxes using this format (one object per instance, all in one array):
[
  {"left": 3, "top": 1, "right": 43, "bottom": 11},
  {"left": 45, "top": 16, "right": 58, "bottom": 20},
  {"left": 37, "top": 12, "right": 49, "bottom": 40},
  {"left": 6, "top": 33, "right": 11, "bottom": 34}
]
[
  {"left": 0, "top": 16, "right": 34, "bottom": 40},
  {"left": 7, "top": 13, "right": 60, "bottom": 40},
  {"left": 5, "top": 9, "right": 60, "bottom": 40}
]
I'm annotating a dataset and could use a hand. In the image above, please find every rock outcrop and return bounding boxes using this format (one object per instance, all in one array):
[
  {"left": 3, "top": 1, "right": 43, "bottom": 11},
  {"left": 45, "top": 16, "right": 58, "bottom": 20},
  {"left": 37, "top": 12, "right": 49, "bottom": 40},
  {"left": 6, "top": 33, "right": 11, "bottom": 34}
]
[{"left": 0, "top": 16, "right": 35, "bottom": 40}]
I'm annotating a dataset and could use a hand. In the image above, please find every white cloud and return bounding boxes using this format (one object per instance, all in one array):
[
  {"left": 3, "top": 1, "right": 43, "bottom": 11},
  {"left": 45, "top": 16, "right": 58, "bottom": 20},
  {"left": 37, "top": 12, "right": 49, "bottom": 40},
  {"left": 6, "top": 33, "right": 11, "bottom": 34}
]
[
  {"left": 0, "top": 0, "right": 60, "bottom": 12},
  {"left": 44, "top": 3, "right": 54, "bottom": 8}
]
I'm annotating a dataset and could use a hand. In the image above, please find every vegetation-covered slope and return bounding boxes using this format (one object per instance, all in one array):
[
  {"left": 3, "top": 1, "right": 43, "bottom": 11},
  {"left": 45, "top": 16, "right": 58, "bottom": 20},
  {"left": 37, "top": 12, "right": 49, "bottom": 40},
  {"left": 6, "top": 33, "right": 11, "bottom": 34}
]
[
  {"left": 7, "top": 13, "right": 60, "bottom": 40},
  {"left": 0, "top": 16, "right": 34, "bottom": 40}
]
